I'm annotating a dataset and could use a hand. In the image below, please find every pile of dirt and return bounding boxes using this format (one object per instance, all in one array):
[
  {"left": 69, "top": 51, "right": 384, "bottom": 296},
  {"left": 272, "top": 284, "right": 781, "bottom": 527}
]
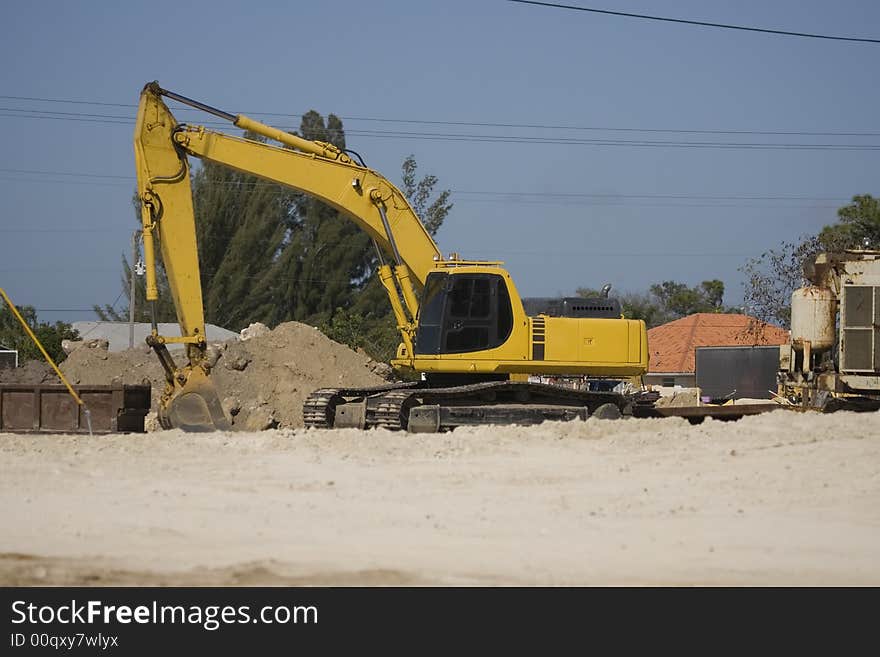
[
  {"left": 0, "top": 360, "right": 56, "bottom": 384},
  {"left": 210, "top": 322, "right": 388, "bottom": 430},
  {"left": 59, "top": 321, "right": 388, "bottom": 430}
]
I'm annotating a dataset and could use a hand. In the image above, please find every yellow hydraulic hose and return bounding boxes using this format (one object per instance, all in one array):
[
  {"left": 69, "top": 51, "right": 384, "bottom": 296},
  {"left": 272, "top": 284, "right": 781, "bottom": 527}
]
[{"left": 0, "top": 287, "right": 92, "bottom": 434}]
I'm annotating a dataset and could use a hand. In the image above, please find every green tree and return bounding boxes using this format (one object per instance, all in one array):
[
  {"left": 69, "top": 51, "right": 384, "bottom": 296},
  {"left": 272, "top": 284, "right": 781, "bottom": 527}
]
[
  {"left": 319, "top": 307, "right": 369, "bottom": 350},
  {"left": 616, "top": 291, "right": 672, "bottom": 327},
  {"left": 0, "top": 302, "right": 79, "bottom": 364},
  {"left": 740, "top": 234, "right": 821, "bottom": 329},
  {"left": 741, "top": 194, "right": 879, "bottom": 329},
  {"left": 401, "top": 154, "right": 453, "bottom": 237},
  {"left": 576, "top": 286, "right": 667, "bottom": 327},
  {"left": 200, "top": 163, "right": 294, "bottom": 328},
  {"left": 245, "top": 114, "right": 374, "bottom": 327},
  {"left": 578, "top": 279, "right": 731, "bottom": 328},
  {"left": 649, "top": 279, "right": 726, "bottom": 317},
  {"left": 818, "top": 194, "right": 880, "bottom": 250},
  {"left": 324, "top": 153, "right": 452, "bottom": 361}
]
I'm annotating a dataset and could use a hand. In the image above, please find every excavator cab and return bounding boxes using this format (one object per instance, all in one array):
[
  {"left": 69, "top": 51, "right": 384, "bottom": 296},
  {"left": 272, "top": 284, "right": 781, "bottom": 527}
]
[{"left": 414, "top": 271, "right": 514, "bottom": 355}]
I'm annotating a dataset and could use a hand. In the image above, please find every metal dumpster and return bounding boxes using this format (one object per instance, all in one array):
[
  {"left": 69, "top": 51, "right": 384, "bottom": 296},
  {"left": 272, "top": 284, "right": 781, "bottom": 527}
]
[
  {"left": 695, "top": 345, "right": 781, "bottom": 400},
  {"left": 0, "top": 383, "right": 151, "bottom": 434}
]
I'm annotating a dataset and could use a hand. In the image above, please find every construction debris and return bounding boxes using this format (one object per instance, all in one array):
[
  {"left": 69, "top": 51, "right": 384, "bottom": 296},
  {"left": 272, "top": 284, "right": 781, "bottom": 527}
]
[{"left": 653, "top": 388, "right": 701, "bottom": 408}]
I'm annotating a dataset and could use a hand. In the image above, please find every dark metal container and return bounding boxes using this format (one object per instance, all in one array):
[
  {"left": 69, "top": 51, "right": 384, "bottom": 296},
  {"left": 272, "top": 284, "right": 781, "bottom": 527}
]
[
  {"left": 0, "top": 383, "right": 151, "bottom": 433},
  {"left": 695, "top": 346, "right": 780, "bottom": 400}
]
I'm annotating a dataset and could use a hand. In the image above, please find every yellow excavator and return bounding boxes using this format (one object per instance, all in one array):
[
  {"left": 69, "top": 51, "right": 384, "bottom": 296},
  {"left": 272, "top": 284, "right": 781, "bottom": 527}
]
[{"left": 134, "top": 82, "right": 649, "bottom": 432}]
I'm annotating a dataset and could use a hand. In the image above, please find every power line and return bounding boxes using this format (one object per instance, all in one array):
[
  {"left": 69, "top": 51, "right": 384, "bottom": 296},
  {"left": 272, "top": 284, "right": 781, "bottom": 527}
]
[
  {"left": 459, "top": 200, "right": 842, "bottom": 209},
  {"left": 0, "top": 246, "right": 787, "bottom": 270},
  {"left": 1, "top": 97, "right": 879, "bottom": 138},
  {"left": 0, "top": 199, "right": 843, "bottom": 216},
  {"left": 0, "top": 95, "right": 133, "bottom": 108},
  {"left": 0, "top": 111, "right": 131, "bottom": 126},
  {"left": 0, "top": 167, "right": 852, "bottom": 199},
  {"left": 459, "top": 251, "right": 754, "bottom": 258},
  {"left": 0, "top": 228, "right": 130, "bottom": 233},
  {"left": 0, "top": 176, "right": 132, "bottom": 187},
  {"left": 0, "top": 107, "right": 136, "bottom": 121},
  {"left": 343, "top": 125, "right": 880, "bottom": 149},
  {"left": 1, "top": 110, "right": 878, "bottom": 150},
  {"left": 506, "top": 0, "right": 880, "bottom": 44},
  {"left": 0, "top": 180, "right": 852, "bottom": 212},
  {"left": 454, "top": 190, "right": 848, "bottom": 201},
  {"left": 327, "top": 119, "right": 880, "bottom": 139},
  {"left": 33, "top": 309, "right": 102, "bottom": 313},
  {"left": 0, "top": 168, "right": 836, "bottom": 199},
  {"left": 0, "top": 167, "right": 131, "bottom": 179},
  {"left": 0, "top": 109, "right": 874, "bottom": 149}
]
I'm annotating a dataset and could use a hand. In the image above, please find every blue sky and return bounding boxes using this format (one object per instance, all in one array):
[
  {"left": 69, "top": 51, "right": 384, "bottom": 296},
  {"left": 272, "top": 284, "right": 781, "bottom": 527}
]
[{"left": 1, "top": 0, "right": 878, "bottom": 327}]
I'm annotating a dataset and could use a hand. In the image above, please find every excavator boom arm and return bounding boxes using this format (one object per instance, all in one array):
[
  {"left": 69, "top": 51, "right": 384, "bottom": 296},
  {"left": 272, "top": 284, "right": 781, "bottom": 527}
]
[
  {"left": 133, "top": 82, "right": 448, "bottom": 429},
  {"left": 138, "top": 83, "right": 442, "bottom": 289}
]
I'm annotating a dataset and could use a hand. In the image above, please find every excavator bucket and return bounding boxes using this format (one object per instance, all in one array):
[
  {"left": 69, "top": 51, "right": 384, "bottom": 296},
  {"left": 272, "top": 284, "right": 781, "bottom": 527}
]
[{"left": 159, "top": 367, "right": 231, "bottom": 432}]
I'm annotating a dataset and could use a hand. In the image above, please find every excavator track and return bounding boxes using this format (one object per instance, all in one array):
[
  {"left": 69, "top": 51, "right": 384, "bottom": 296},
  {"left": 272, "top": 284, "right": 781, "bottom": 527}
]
[
  {"left": 302, "top": 388, "right": 344, "bottom": 429},
  {"left": 302, "top": 382, "right": 419, "bottom": 429},
  {"left": 304, "top": 380, "right": 648, "bottom": 432},
  {"left": 366, "top": 389, "right": 418, "bottom": 431}
]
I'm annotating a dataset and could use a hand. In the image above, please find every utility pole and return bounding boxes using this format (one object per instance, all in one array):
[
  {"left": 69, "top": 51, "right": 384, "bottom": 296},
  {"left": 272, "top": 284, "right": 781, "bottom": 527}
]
[{"left": 129, "top": 230, "right": 140, "bottom": 349}]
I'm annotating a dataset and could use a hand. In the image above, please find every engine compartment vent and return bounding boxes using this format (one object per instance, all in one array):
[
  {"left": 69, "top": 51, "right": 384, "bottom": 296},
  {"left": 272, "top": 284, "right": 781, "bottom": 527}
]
[{"left": 840, "top": 285, "right": 880, "bottom": 372}]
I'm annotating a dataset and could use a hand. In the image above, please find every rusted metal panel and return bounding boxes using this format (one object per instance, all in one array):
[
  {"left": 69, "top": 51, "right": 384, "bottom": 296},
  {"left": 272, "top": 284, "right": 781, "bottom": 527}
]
[
  {"left": 633, "top": 403, "right": 779, "bottom": 423},
  {"left": 0, "top": 384, "right": 150, "bottom": 434}
]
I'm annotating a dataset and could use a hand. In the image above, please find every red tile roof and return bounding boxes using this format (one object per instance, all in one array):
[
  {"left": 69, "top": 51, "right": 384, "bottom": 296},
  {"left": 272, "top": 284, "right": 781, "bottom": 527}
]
[{"left": 647, "top": 313, "right": 789, "bottom": 373}]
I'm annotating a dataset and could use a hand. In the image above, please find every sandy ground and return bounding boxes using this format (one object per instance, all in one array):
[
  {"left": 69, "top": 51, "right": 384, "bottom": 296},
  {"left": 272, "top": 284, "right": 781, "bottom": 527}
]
[{"left": 1, "top": 410, "right": 878, "bottom": 586}]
